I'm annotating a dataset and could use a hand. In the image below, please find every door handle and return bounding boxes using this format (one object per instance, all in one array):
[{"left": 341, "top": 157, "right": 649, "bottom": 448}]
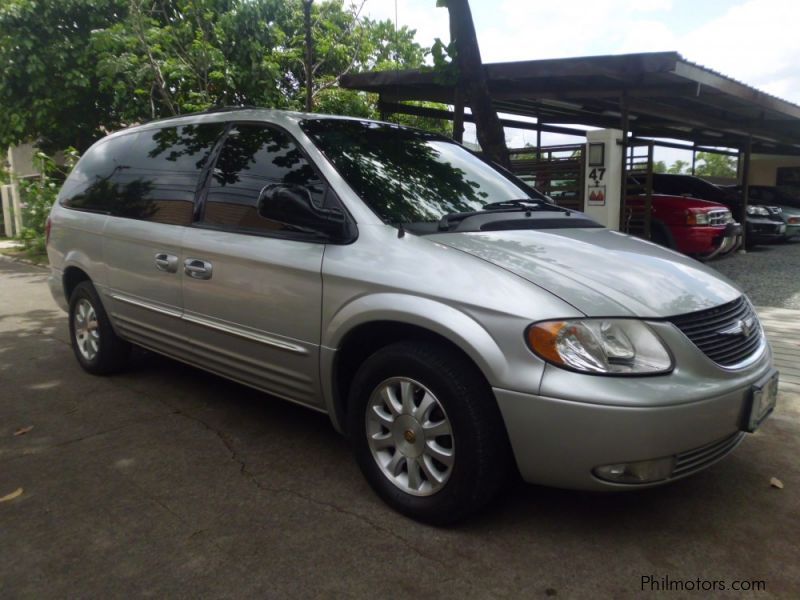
[
  {"left": 154, "top": 253, "right": 178, "bottom": 273},
  {"left": 184, "top": 258, "right": 213, "bottom": 280}
]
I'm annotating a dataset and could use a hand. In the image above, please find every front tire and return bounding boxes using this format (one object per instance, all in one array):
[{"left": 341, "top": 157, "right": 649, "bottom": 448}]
[
  {"left": 68, "top": 281, "right": 131, "bottom": 375},
  {"left": 348, "top": 341, "right": 512, "bottom": 525}
]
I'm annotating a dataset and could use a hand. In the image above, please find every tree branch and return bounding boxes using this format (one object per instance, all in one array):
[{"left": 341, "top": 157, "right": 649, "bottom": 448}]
[{"left": 131, "top": 0, "right": 178, "bottom": 115}]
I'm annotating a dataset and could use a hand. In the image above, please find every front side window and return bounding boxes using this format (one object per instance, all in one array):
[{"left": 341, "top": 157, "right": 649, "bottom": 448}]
[
  {"left": 202, "top": 124, "right": 329, "bottom": 236},
  {"left": 300, "top": 119, "right": 546, "bottom": 224}
]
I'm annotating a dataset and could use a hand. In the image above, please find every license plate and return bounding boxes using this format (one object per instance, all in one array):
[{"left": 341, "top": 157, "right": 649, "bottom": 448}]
[
  {"left": 744, "top": 371, "right": 779, "bottom": 432},
  {"left": 779, "top": 224, "right": 787, "bottom": 234}
]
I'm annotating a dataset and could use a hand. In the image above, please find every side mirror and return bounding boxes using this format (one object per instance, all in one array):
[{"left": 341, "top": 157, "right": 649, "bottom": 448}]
[{"left": 257, "top": 184, "right": 349, "bottom": 240}]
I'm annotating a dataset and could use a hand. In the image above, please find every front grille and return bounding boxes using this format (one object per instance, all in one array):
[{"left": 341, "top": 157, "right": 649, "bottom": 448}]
[
  {"left": 673, "top": 432, "right": 745, "bottom": 478},
  {"left": 667, "top": 296, "right": 763, "bottom": 367},
  {"left": 708, "top": 209, "right": 730, "bottom": 226}
]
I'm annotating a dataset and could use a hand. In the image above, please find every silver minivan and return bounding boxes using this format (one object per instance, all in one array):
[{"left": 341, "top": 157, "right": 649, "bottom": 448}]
[{"left": 47, "top": 109, "right": 778, "bottom": 524}]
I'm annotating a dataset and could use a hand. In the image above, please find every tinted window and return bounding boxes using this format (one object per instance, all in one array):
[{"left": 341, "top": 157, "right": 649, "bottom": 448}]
[
  {"left": 59, "top": 134, "right": 132, "bottom": 214},
  {"left": 202, "top": 124, "right": 328, "bottom": 235},
  {"left": 301, "top": 119, "right": 546, "bottom": 224},
  {"left": 61, "top": 124, "right": 223, "bottom": 225}
]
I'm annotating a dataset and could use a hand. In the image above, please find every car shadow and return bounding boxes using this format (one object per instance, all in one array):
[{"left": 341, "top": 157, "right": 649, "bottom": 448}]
[{"left": 1, "top": 303, "right": 789, "bottom": 551}]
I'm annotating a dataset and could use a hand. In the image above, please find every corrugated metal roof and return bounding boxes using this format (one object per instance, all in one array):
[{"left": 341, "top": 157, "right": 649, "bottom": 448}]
[{"left": 341, "top": 52, "right": 800, "bottom": 154}]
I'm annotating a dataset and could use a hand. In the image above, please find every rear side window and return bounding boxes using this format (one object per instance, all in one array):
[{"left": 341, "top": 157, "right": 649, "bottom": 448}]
[
  {"left": 61, "top": 123, "right": 224, "bottom": 225},
  {"left": 202, "top": 124, "right": 328, "bottom": 235},
  {"left": 59, "top": 135, "right": 131, "bottom": 214}
]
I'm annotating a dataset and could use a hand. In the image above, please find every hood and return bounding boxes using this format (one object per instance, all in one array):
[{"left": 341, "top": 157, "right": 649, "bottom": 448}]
[
  {"left": 648, "top": 195, "right": 729, "bottom": 211},
  {"left": 429, "top": 228, "right": 741, "bottom": 318}
]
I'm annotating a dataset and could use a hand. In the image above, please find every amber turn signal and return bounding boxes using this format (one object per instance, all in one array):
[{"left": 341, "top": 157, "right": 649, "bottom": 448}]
[{"left": 526, "top": 321, "right": 568, "bottom": 365}]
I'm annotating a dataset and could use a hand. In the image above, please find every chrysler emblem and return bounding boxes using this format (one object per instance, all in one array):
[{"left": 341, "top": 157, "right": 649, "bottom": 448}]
[{"left": 719, "top": 317, "right": 756, "bottom": 338}]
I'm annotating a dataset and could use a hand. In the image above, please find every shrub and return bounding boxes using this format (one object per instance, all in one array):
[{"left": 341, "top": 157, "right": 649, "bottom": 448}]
[{"left": 18, "top": 149, "right": 79, "bottom": 254}]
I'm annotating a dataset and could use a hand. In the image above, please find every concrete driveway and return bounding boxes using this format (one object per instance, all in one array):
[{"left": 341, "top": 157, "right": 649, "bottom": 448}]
[{"left": 1, "top": 257, "right": 799, "bottom": 598}]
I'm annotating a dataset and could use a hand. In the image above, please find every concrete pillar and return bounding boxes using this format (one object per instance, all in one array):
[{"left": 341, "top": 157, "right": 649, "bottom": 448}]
[
  {"left": 10, "top": 182, "right": 23, "bottom": 235},
  {"left": 584, "top": 129, "right": 624, "bottom": 230},
  {"left": 1, "top": 185, "right": 13, "bottom": 237}
]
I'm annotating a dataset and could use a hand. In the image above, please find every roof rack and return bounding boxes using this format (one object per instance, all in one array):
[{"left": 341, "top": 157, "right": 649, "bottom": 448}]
[{"left": 142, "top": 105, "right": 262, "bottom": 125}]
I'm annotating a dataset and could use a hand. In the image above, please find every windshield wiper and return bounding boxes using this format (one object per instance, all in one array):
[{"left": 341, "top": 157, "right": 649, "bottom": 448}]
[
  {"left": 438, "top": 199, "right": 572, "bottom": 231},
  {"left": 483, "top": 199, "right": 572, "bottom": 215}
]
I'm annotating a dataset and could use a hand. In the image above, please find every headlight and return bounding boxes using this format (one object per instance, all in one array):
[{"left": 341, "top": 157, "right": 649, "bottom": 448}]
[
  {"left": 686, "top": 209, "right": 709, "bottom": 225},
  {"left": 526, "top": 319, "right": 673, "bottom": 375},
  {"left": 746, "top": 205, "right": 770, "bottom": 216}
]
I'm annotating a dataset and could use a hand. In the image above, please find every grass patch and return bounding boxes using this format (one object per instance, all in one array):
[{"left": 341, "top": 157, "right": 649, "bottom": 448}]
[{"left": 0, "top": 244, "right": 48, "bottom": 266}]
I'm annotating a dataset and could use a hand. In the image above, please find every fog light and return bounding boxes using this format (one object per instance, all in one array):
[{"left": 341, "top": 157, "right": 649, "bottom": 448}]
[{"left": 593, "top": 456, "right": 675, "bottom": 484}]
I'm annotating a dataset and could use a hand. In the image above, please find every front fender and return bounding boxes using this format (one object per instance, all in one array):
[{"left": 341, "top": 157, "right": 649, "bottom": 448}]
[{"left": 320, "top": 293, "right": 512, "bottom": 432}]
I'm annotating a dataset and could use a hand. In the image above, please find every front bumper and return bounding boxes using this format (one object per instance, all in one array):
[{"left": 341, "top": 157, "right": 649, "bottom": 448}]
[
  {"left": 747, "top": 217, "right": 786, "bottom": 244},
  {"left": 495, "top": 387, "right": 754, "bottom": 490},
  {"left": 494, "top": 321, "right": 774, "bottom": 490},
  {"left": 673, "top": 222, "right": 741, "bottom": 259},
  {"left": 784, "top": 222, "right": 800, "bottom": 239}
]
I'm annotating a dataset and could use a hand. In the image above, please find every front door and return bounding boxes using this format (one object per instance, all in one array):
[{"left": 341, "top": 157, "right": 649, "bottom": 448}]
[{"left": 180, "top": 123, "right": 329, "bottom": 407}]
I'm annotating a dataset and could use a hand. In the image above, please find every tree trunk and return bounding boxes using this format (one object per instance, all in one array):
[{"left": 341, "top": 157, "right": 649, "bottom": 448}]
[
  {"left": 444, "top": 0, "right": 509, "bottom": 167},
  {"left": 303, "top": 0, "right": 314, "bottom": 112}
]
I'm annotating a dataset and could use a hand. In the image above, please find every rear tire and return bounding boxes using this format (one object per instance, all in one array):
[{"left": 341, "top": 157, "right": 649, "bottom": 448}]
[
  {"left": 649, "top": 221, "right": 674, "bottom": 250},
  {"left": 348, "top": 340, "right": 512, "bottom": 525},
  {"left": 68, "top": 281, "right": 131, "bottom": 375}
]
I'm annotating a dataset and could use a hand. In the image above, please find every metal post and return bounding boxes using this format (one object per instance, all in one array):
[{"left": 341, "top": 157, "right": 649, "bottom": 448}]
[
  {"left": 644, "top": 142, "right": 653, "bottom": 239},
  {"left": 452, "top": 87, "right": 465, "bottom": 143},
  {"left": 736, "top": 150, "right": 742, "bottom": 181},
  {"left": 378, "top": 96, "right": 392, "bottom": 122},
  {"left": 691, "top": 147, "right": 697, "bottom": 176},
  {"left": 740, "top": 136, "right": 752, "bottom": 252},
  {"left": 536, "top": 121, "right": 542, "bottom": 161},
  {"left": 618, "top": 94, "right": 630, "bottom": 231}
]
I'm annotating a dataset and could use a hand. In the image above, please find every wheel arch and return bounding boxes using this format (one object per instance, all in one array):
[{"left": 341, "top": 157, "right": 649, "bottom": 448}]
[
  {"left": 321, "top": 294, "right": 509, "bottom": 435},
  {"left": 62, "top": 265, "right": 92, "bottom": 303},
  {"left": 650, "top": 218, "right": 677, "bottom": 250}
]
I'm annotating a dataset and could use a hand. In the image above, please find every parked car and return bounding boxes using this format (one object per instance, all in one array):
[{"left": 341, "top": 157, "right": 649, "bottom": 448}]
[
  {"left": 649, "top": 174, "right": 785, "bottom": 248},
  {"left": 726, "top": 185, "right": 800, "bottom": 241},
  {"left": 627, "top": 175, "right": 741, "bottom": 260},
  {"left": 46, "top": 110, "right": 778, "bottom": 524}
]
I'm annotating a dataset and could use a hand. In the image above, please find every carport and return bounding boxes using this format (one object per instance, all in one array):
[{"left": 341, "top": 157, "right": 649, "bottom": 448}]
[{"left": 340, "top": 51, "right": 800, "bottom": 237}]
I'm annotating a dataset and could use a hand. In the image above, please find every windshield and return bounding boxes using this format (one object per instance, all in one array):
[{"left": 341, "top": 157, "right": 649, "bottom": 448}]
[{"left": 300, "top": 119, "right": 547, "bottom": 223}]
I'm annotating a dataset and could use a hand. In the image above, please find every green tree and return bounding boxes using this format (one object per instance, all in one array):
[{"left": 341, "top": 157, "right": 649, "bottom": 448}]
[
  {"left": 694, "top": 152, "right": 737, "bottom": 178},
  {"left": 0, "top": 0, "right": 126, "bottom": 153},
  {"left": 668, "top": 159, "right": 690, "bottom": 174},
  {"left": 1, "top": 0, "right": 438, "bottom": 152},
  {"left": 653, "top": 160, "right": 667, "bottom": 174}
]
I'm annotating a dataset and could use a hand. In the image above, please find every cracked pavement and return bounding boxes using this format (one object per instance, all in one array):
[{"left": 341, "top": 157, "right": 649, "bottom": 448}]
[{"left": 1, "top": 257, "right": 799, "bottom": 598}]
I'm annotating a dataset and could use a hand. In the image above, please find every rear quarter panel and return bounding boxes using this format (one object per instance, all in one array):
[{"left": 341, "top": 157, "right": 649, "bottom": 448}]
[{"left": 47, "top": 203, "right": 109, "bottom": 301}]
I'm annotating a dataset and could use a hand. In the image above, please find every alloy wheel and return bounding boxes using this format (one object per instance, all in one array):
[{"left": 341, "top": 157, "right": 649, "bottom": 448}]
[
  {"left": 74, "top": 298, "right": 100, "bottom": 361},
  {"left": 365, "top": 377, "right": 454, "bottom": 496}
]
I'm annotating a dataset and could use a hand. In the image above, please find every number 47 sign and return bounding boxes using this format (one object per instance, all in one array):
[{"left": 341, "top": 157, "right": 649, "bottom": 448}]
[
  {"left": 588, "top": 168, "right": 606, "bottom": 185},
  {"left": 587, "top": 167, "right": 606, "bottom": 206}
]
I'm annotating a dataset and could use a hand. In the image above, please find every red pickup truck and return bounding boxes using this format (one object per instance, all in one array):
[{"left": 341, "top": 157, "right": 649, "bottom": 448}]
[{"left": 627, "top": 177, "right": 742, "bottom": 260}]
